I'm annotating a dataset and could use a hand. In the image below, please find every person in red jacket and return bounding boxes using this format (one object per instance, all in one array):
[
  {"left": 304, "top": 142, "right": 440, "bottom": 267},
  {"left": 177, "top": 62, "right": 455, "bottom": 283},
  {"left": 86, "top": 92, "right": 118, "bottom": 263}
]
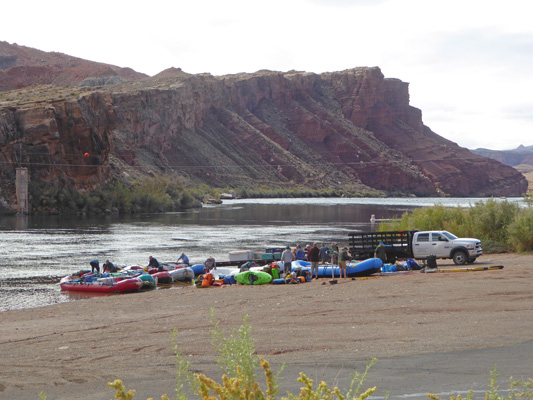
[{"left": 308, "top": 243, "right": 320, "bottom": 279}]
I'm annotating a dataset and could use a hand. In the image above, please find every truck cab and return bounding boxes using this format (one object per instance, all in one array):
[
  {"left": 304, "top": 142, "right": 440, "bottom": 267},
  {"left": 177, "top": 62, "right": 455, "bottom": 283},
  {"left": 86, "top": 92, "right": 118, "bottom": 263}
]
[{"left": 412, "top": 230, "right": 482, "bottom": 265}]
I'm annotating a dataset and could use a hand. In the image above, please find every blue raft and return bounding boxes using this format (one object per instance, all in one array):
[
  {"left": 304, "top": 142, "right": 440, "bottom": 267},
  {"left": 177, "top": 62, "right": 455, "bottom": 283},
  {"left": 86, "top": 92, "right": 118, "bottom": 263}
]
[{"left": 292, "top": 258, "right": 382, "bottom": 278}]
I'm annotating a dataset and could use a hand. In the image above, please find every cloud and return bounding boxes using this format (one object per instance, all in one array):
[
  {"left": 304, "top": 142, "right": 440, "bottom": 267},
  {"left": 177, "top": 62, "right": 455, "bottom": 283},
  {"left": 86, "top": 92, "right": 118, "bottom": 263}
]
[{"left": 503, "top": 105, "right": 533, "bottom": 121}]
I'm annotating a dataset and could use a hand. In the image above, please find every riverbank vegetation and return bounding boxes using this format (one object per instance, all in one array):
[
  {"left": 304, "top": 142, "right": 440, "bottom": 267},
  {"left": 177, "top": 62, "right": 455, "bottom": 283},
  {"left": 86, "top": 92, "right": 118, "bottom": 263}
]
[
  {"left": 25, "top": 177, "right": 385, "bottom": 215},
  {"left": 378, "top": 198, "right": 533, "bottom": 253},
  {"left": 28, "top": 177, "right": 206, "bottom": 215},
  {"left": 233, "top": 185, "right": 383, "bottom": 199}
]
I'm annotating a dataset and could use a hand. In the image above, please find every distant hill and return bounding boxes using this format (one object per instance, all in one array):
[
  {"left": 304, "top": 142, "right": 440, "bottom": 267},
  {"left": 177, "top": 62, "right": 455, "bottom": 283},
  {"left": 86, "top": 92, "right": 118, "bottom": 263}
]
[
  {"left": 0, "top": 41, "right": 147, "bottom": 90},
  {"left": 471, "top": 145, "right": 533, "bottom": 167}
]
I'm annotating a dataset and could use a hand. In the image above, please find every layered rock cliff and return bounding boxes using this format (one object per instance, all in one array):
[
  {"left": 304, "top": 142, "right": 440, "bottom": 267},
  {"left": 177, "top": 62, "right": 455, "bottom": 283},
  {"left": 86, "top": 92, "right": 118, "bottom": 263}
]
[{"left": 0, "top": 44, "right": 528, "bottom": 212}]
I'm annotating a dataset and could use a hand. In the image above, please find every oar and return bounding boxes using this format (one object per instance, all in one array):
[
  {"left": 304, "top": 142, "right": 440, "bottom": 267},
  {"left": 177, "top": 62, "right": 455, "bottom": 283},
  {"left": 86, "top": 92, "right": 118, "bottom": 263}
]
[{"left": 438, "top": 265, "right": 504, "bottom": 273}]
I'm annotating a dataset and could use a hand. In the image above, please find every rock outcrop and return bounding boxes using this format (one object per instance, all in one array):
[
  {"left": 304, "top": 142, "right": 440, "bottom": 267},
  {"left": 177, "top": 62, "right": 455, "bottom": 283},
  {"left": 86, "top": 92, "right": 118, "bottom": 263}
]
[{"left": 0, "top": 43, "right": 528, "bottom": 210}]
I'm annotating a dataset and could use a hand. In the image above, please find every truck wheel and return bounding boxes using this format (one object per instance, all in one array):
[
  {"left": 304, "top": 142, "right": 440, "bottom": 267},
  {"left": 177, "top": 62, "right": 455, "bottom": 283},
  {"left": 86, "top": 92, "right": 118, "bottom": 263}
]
[{"left": 452, "top": 251, "right": 468, "bottom": 265}]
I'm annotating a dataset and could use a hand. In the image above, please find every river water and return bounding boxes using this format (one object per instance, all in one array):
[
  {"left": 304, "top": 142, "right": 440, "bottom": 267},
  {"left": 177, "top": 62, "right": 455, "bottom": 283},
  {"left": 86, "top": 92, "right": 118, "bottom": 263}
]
[{"left": 0, "top": 197, "right": 524, "bottom": 312}]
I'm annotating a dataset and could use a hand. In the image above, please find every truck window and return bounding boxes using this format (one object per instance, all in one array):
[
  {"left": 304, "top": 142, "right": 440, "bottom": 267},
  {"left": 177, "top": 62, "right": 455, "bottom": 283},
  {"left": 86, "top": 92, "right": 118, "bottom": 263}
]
[
  {"left": 432, "top": 233, "right": 447, "bottom": 241},
  {"left": 417, "top": 233, "right": 429, "bottom": 242},
  {"left": 442, "top": 231, "right": 458, "bottom": 240}
]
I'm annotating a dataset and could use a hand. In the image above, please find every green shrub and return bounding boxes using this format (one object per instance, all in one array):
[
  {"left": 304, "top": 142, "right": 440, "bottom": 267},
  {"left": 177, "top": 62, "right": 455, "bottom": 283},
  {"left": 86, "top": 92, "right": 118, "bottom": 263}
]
[
  {"left": 507, "top": 207, "right": 533, "bottom": 252},
  {"left": 180, "top": 190, "right": 195, "bottom": 208},
  {"left": 468, "top": 199, "right": 520, "bottom": 243},
  {"left": 208, "top": 310, "right": 261, "bottom": 387},
  {"left": 378, "top": 205, "right": 465, "bottom": 232},
  {"left": 378, "top": 199, "right": 532, "bottom": 253},
  {"left": 28, "top": 176, "right": 206, "bottom": 215}
]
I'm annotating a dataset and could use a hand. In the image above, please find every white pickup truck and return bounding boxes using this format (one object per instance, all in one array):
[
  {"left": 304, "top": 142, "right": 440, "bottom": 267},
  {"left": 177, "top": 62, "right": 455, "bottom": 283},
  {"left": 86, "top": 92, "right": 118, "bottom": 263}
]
[
  {"left": 411, "top": 230, "right": 483, "bottom": 264},
  {"left": 348, "top": 229, "right": 483, "bottom": 265}
]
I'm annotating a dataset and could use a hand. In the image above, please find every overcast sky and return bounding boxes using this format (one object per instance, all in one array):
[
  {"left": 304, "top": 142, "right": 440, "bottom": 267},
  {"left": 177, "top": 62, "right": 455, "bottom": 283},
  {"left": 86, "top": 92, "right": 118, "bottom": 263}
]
[{"left": 2, "top": 0, "right": 531, "bottom": 150}]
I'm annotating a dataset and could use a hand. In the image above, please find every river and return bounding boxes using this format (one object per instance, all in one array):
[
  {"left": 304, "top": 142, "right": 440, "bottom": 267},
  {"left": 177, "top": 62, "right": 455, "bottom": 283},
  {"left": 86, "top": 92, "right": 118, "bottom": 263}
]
[{"left": 0, "top": 197, "right": 524, "bottom": 312}]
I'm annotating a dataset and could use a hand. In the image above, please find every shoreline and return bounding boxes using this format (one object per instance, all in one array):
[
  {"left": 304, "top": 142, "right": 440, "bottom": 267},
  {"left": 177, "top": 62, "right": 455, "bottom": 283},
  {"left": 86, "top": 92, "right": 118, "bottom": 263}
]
[{"left": 1, "top": 253, "right": 533, "bottom": 399}]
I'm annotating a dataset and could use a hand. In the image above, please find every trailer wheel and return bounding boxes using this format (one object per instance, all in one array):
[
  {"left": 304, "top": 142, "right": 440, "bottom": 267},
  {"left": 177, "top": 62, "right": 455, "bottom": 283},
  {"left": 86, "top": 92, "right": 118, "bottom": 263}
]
[{"left": 452, "top": 250, "right": 468, "bottom": 265}]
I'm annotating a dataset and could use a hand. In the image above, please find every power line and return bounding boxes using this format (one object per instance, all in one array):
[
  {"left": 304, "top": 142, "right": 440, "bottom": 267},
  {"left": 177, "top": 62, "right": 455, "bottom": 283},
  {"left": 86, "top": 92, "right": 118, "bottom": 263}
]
[{"left": 0, "top": 156, "right": 484, "bottom": 169}]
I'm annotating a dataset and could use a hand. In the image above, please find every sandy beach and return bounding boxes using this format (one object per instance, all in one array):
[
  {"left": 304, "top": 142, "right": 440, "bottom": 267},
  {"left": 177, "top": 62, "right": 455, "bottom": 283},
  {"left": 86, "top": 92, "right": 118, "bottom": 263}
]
[{"left": 2, "top": 253, "right": 533, "bottom": 399}]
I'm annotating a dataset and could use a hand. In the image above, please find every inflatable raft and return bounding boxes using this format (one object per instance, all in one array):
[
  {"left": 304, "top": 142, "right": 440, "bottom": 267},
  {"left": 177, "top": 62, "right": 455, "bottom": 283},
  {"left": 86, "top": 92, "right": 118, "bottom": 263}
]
[
  {"left": 168, "top": 267, "right": 194, "bottom": 281},
  {"left": 190, "top": 263, "right": 209, "bottom": 275},
  {"left": 292, "top": 258, "right": 383, "bottom": 278},
  {"left": 136, "top": 273, "right": 156, "bottom": 289},
  {"left": 60, "top": 277, "right": 142, "bottom": 293},
  {"left": 150, "top": 270, "right": 173, "bottom": 284}
]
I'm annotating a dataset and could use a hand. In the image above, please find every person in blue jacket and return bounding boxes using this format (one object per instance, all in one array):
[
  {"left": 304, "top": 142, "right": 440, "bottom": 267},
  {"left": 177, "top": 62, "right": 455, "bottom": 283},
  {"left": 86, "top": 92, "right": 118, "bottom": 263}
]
[
  {"left": 177, "top": 252, "right": 190, "bottom": 265},
  {"left": 295, "top": 245, "right": 305, "bottom": 260}
]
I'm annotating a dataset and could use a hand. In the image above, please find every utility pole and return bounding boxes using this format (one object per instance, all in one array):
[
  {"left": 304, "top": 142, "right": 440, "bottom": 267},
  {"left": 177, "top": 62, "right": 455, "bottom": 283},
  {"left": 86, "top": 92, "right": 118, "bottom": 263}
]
[{"left": 16, "top": 167, "right": 29, "bottom": 215}]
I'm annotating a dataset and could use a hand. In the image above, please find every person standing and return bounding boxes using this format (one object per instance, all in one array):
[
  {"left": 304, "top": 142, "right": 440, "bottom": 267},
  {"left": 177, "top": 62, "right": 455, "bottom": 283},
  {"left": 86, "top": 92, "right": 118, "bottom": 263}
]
[
  {"left": 330, "top": 243, "right": 339, "bottom": 266},
  {"left": 339, "top": 247, "right": 351, "bottom": 279},
  {"left": 319, "top": 244, "right": 330, "bottom": 263},
  {"left": 204, "top": 256, "right": 216, "bottom": 272},
  {"left": 374, "top": 241, "right": 387, "bottom": 263},
  {"left": 280, "top": 246, "right": 294, "bottom": 275},
  {"left": 295, "top": 245, "right": 305, "bottom": 261},
  {"left": 309, "top": 243, "right": 320, "bottom": 279}
]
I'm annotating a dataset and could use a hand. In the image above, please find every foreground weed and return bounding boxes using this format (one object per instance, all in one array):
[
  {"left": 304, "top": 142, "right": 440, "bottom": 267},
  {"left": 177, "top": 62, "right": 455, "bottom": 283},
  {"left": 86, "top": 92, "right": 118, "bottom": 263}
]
[
  {"left": 195, "top": 359, "right": 277, "bottom": 400},
  {"left": 284, "top": 357, "right": 377, "bottom": 400},
  {"left": 172, "top": 329, "right": 196, "bottom": 400},
  {"left": 108, "top": 380, "right": 138, "bottom": 400},
  {"left": 209, "top": 309, "right": 261, "bottom": 388}
]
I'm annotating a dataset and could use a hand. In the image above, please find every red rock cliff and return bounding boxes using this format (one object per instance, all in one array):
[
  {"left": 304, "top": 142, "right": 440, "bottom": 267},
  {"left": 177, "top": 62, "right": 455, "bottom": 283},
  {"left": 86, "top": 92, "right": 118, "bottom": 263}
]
[{"left": 0, "top": 64, "right": 528, "bottom": 207}]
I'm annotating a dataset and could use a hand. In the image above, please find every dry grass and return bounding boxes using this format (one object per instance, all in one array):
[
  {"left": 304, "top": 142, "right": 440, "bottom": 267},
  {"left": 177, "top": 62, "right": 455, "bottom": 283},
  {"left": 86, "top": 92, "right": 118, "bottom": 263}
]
[{"left": 0, "top": 84, "right": 96, "bottom": 109}]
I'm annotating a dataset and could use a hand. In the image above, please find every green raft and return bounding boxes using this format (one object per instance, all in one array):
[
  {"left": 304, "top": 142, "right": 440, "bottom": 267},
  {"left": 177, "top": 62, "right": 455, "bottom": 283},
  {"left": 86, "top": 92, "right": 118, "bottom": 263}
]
[{"left": 234, "top": 270, "right": 273, "bottom": 285}]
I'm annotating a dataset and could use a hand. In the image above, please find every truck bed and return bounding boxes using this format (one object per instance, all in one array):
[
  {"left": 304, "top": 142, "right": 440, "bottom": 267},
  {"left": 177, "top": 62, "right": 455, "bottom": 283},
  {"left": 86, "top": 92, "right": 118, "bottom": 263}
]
[{"left": 348, "top": 230, "right": 417, "bottom": 261}]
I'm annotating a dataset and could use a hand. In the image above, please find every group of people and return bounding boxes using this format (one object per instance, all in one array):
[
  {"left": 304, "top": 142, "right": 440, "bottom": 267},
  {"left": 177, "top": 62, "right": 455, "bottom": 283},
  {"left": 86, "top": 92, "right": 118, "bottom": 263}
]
[
  {"left": 179, "top": 253, "right": 217, "bottom": 274},
  {"left": 89, "top": 259, "right": 119, "bottom": 273},
  {"left": 149, "top": 253, "right": 196, "bottom": 270},
  {"left": 280, "top": 243, "right": 353, "bottom": 279},
  {"left": 90, "top": 242, "right": 386, "bottom": 280}
]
